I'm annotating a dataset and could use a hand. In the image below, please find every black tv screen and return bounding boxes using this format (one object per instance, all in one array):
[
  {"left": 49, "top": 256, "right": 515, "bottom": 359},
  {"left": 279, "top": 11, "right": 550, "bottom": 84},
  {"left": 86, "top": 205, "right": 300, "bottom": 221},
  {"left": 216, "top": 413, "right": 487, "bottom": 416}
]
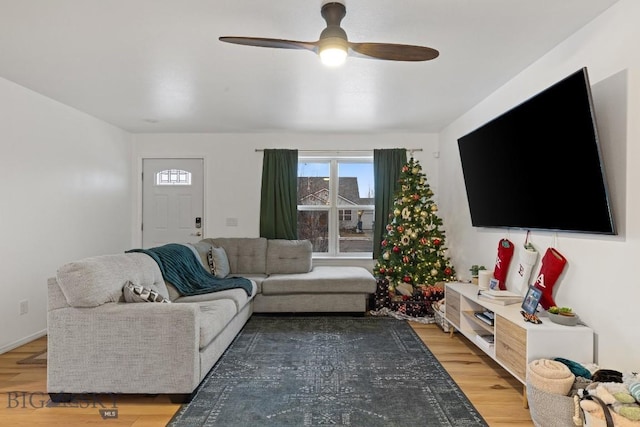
[{"left": 457, "top": 68, "right": 615, "bottom": 235}]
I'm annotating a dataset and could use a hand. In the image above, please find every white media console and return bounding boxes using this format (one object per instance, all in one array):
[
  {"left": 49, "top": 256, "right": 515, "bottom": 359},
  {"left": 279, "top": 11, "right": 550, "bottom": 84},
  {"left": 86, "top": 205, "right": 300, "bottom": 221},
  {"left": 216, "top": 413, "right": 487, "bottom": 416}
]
[{"left": 444, "top": 282, "right": 594, "bottom": 405}]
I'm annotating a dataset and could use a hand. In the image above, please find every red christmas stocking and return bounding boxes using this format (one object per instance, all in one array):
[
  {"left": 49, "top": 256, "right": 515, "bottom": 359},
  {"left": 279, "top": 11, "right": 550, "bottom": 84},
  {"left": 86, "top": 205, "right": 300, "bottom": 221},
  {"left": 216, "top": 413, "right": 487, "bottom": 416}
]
[
  {"left": 533, "top": 248, "right": 567, "bottom": 310},
  {"left": 493, "top": 239, "right": 514, "bottom": 290}
]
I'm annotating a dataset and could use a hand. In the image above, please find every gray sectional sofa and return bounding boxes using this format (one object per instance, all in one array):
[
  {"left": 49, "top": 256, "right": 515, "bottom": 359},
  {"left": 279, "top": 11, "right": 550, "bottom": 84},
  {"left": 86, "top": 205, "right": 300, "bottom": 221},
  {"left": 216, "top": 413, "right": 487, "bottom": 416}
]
[{"left": 47, "top": 237, "right": 375, "bottom": 402}]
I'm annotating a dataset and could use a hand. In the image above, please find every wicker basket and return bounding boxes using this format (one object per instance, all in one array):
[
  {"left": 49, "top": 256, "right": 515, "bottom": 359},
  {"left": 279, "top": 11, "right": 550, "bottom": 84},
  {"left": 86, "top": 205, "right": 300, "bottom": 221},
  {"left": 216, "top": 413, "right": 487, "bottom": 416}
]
[{"left": 432, "top": 301, "right": 450, "bottom": 332}]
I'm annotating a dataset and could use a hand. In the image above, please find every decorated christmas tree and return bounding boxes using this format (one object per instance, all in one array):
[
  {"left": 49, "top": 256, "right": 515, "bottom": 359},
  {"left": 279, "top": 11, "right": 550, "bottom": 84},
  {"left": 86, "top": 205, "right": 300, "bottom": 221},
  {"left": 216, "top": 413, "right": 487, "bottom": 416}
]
[{"left": 374, "top": 158, "right": 456, "bottom": 315}]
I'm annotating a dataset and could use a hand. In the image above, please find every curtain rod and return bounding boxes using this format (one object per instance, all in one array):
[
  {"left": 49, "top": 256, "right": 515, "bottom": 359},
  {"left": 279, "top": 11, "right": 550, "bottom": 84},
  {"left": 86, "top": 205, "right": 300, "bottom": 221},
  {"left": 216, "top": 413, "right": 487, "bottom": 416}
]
[{"left": 254, "top": 148, "right": 424, "bottom": 153}]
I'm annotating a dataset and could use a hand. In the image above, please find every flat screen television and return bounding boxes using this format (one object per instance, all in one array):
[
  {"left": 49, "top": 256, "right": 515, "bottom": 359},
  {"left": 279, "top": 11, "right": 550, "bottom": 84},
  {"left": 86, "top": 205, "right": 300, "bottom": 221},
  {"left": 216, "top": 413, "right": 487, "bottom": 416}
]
[{"left": 457, "top": 67, "right": 615, "bottom": 235}]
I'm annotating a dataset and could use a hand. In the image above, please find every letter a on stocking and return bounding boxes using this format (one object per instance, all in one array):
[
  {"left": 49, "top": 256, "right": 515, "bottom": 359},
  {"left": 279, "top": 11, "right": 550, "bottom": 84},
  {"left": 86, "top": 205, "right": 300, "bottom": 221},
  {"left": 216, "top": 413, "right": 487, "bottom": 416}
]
[{"left": 533, "top": 248, "right": 567, "bottom": 310}]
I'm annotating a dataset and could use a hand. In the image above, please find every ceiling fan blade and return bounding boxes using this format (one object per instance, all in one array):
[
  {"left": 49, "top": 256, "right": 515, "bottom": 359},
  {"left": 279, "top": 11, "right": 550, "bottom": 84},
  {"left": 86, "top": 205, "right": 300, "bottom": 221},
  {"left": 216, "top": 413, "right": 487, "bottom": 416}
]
[
  {"left": 349, "top": 42, "right": 439, "bottom": 61},
  {"left": 219, "top": 37, "right": 318, "bottom": 53}
]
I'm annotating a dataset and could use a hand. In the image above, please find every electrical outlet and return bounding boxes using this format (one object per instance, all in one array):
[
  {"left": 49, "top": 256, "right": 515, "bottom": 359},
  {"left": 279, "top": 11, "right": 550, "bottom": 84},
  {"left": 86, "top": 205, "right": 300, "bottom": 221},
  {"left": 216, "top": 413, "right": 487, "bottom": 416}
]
[{"left": 19, "top": 300, "right": 28, "bottom": 315}]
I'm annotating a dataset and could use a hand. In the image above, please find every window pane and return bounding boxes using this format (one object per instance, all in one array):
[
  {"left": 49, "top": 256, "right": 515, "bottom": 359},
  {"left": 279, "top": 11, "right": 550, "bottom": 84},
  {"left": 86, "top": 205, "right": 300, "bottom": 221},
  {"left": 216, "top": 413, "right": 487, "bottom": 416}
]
[
  {"left": 338, "top": 209, "right": 374, "bottom": 253},
  {"left": 337, "top": 162, "right": 374, "bottom": 206},
  {"left": 297, "top": 210, "right": 328, "bottom": 253},
  {"left": 156, "top": 169, "right": 192, "bottom": 186},
  {"left": 297, "top": 162, "right": 330, "bottom": 205}
]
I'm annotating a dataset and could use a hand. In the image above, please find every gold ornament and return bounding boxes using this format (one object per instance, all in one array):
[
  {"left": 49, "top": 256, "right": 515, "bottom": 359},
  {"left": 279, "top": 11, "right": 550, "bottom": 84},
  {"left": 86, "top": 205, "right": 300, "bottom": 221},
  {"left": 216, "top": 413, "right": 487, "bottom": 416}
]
[
  {"left": 431, "top": 204, "right": 438, "bottom": 212},
  {"left": 431, "top": 269, "right": 438, "bottom": 276}
]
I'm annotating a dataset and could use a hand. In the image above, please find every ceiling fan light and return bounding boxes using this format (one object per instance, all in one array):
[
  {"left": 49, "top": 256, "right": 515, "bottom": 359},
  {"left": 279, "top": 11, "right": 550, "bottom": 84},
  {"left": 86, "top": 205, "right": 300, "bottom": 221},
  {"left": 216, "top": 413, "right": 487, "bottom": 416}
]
[{"left": 320, "top": 46, "right": 347, "bottom": 66}]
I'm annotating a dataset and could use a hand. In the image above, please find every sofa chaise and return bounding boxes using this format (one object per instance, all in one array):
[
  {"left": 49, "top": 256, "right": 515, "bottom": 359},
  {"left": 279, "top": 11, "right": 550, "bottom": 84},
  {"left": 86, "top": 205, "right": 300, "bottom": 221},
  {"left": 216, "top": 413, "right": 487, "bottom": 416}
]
[{"left": 47, "top": 237, "right": 375, "bottom": 402}]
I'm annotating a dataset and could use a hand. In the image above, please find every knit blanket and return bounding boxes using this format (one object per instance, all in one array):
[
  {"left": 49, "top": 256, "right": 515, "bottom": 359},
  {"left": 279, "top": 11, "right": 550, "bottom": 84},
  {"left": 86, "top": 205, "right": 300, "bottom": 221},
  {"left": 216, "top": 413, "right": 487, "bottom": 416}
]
[
  {"left": 527, "top": 358, "right": 576, "bottom": 396},
  {"left": 126, "top": 244, "right": 253, "bottom": 297}
]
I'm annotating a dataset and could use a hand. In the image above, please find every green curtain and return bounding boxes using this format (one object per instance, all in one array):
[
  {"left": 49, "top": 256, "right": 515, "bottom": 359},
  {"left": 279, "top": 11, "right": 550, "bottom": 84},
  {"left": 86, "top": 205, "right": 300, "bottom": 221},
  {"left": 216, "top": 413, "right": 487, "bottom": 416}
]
[
  {"left": 259, "top": 149, "right": 298, "bottom": 239},
  {"left": 373, "top": 148, "right": 407, "bottom": 259}
]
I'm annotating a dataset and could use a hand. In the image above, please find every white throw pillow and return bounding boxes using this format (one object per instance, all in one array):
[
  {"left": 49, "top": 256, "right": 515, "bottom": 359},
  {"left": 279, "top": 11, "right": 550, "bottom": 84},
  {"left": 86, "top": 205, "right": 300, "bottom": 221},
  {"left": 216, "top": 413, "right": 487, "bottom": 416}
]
[
  {"left": 123, "top": 281, "right": 171, "bottom": 303},
  {"left": 210, "top": 247, "right": 230, "bottom": 278}
]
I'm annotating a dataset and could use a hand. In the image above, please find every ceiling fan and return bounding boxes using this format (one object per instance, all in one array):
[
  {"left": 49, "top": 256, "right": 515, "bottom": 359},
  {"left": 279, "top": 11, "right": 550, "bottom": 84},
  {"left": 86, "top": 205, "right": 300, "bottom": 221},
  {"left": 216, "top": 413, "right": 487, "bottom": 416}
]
[{"left": 219, "top": 1, "right": 439, "bottom": 67}]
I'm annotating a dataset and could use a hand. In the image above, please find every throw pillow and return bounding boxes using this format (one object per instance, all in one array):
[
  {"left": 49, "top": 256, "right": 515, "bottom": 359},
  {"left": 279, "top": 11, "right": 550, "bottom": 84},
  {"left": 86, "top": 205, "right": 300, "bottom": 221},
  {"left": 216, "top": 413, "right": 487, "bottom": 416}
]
[
  {"left": 207, "top": 247, "right": 216, "bottom": 275},
  {"left": 210, "top": 246, "right": 230, "bottom": 278},
  {"left": 123, "top": 281, "right": 171, "bottom": 303}
]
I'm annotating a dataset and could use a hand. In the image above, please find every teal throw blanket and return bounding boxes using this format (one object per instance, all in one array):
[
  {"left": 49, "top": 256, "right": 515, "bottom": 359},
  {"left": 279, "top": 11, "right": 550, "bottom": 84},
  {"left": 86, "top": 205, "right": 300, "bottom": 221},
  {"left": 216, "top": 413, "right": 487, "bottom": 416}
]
[{"left": 126, "top": 243, "right": 253, "bottom": 297}]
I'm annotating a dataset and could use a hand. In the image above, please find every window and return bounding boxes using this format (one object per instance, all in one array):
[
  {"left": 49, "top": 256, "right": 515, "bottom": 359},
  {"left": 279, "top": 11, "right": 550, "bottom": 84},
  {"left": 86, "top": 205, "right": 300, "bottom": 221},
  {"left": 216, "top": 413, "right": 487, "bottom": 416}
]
[
  {"left": 338, "top": 210, "right": 352, "bottom": 221},
  {"left": 156, "top": 169, "right": 192, "bottom": 186},
  {"left": 297, "top": 157, "right": 374, "bottom": 257}
]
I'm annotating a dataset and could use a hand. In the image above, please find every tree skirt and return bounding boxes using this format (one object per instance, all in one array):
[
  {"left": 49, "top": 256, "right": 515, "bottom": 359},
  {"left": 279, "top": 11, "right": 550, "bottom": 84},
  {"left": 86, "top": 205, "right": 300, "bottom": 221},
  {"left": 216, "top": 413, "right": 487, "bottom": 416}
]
[{"left": 168, "top": 316, "right": 487, "bottom": 427}]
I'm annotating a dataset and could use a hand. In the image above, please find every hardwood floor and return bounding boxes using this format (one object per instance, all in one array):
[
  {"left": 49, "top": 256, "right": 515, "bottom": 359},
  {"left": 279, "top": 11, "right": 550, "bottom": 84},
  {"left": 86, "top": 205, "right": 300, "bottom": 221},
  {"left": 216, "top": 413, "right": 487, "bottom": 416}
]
[{"left": 0, "top": 324, "right": 533, "bottom": 426}]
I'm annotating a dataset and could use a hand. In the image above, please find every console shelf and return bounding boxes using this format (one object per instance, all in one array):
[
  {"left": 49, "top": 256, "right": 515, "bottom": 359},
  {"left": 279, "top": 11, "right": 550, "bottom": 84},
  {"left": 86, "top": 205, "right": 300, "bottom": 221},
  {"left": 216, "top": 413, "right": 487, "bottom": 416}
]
[{"left": 444, "top": 282, "right": 594, "bottom": 405}]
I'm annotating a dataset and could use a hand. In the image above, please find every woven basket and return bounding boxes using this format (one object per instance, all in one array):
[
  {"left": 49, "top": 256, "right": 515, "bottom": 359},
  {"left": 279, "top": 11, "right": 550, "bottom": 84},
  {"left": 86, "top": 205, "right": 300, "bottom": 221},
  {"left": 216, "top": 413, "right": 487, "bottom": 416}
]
[
  {"left": 527, "top": 383, "right": 582, "bottom": 427},
  {"left": 432, "top": 302, "right": 450, "bottom": 332}
]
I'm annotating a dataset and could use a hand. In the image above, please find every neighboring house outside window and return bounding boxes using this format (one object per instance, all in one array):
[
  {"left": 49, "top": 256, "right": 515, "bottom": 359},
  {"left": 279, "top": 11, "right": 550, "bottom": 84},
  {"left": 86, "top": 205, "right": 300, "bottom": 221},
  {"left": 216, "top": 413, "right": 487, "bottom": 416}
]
[{"left": 298, "top": 157, "right": 374, "bottom": 257}]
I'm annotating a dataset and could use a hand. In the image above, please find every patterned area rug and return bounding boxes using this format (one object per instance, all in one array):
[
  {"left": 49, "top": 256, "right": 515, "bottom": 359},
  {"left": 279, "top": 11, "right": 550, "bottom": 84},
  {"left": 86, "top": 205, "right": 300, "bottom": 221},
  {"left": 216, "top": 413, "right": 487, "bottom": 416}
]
[{"left": 168, "top": 316, "right": 487, "bottom": 427}]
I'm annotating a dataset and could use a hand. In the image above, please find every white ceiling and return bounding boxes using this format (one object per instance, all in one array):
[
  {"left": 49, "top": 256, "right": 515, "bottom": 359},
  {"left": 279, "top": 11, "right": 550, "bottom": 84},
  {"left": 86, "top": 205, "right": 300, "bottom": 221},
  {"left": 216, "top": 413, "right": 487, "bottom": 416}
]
[{"left": 0, "top": 0, "right": 620, "bottom": 133}]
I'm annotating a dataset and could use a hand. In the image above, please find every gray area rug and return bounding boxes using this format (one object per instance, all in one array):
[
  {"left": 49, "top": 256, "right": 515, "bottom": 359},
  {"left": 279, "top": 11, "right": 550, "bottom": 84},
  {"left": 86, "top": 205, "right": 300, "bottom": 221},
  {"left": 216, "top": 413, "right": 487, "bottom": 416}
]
[{"left": 168, "top": 316, "right": 488, "bottom": 426}]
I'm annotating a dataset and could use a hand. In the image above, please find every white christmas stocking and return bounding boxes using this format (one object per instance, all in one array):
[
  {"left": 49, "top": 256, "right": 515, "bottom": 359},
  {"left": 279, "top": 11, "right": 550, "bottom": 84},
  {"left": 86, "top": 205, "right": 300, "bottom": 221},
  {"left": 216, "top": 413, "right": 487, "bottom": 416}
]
[{"left": 510, "top": 243, "right": 539, "bottom": 296}]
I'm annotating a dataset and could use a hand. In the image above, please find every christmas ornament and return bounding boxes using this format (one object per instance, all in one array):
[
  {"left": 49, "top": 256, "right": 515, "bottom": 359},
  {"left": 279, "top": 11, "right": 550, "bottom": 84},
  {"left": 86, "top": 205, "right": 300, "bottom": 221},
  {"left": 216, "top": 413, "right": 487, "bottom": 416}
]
[
  {"left": 433, "top": 238, "right": 441, "bottom": 246},
  {"left": 382, "top": 251, "right": 390, "bottom": 260},
  {"left": 396, "top": 225, "right": 404, "bottom": 233},
  {"left": 431, "top": 269, "right": 438, "bottom": 276},
  {"left": 444, "top": 267, "right": 452, "bottom": 275},
  {"left": 392, "top": 246, "right": 400, "bottom": 253},
  {"left": 381, "top": 239, "right": 387, "bottom": 247}
]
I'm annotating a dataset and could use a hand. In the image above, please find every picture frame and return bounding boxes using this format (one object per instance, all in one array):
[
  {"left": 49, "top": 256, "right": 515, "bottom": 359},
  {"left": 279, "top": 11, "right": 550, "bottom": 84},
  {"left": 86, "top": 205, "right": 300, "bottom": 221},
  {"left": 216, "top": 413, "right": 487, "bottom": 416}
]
[
  {"left": 489, "top": 278, "right": 500, "bottom": 290},
  {"left": 521, "top": 285, "right": 543, "bottom": 315}
]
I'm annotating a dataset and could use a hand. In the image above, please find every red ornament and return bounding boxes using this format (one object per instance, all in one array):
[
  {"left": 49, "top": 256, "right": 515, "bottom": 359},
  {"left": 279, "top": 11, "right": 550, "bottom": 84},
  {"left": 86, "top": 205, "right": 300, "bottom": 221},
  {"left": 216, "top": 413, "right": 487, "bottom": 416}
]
[
  {"left": 402, "top": 255, "right": 409, "bottom": 263},
  {"left": 392, "top": 246, "right": 400, "bottom": 253},
  {"left": 412, "top": 194, "right": 420, "bottom": 201},
  {"left": 387, "top": 267, "right": 394, "bottom": 273},
  {"left": 379, "top": 267, "right": 386, "bottom": 274},
  {"left": 381, "top": 239, "right": 388, "bottom": 247},
  {"left": 397, "top": 225, "right": 404, "bottom": 233},
  {"left": 420, "top": 237, "right": 428, "bottom": 245},
  {"left": 402, "top": 165, "right": 409, "bottom": 173},
  {"left": 433, "top": 238, "right": 441, "bottom": 246},
  {"left": 444, "top": 267, "right": 452, "bottom": 276},
  {"left": 386, "top": 224, "right": 393, "bottom": 231},
  {"left": 403, "top": 275, "right": 411, "bottom": 283}
]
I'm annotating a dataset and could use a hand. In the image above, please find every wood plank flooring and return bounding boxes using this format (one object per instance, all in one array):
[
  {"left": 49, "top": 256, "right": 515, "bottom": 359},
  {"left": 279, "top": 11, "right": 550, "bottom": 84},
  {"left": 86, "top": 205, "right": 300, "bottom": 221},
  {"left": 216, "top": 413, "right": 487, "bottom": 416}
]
[{"left": 0, "top": 323, "right": 532, "bottom": 426}]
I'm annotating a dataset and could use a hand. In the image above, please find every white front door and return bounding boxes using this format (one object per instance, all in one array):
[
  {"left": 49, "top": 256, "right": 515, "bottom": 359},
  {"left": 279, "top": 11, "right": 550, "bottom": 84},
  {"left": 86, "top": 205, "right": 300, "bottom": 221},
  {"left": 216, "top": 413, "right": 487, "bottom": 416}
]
[{"left": 142, "top": 158, "right": 204, "bottom": 248}]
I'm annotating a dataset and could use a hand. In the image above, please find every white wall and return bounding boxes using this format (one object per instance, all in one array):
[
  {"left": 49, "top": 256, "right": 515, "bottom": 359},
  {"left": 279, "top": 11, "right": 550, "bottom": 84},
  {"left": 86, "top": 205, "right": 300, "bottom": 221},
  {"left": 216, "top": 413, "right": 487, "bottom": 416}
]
[
  {"left": 438, "top": 0, "right": 640, "bottom": 371},
  {"left": 0, "top": 77, "right": 133, "bottom": 353},
  {"left": 132, "top": 133, "right": 440, "bottom": 269}
]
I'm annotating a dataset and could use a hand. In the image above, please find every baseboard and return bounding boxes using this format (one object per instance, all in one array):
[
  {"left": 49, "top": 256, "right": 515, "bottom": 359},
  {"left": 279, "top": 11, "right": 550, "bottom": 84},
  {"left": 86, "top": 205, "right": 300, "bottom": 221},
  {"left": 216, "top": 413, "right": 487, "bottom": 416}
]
[{"left": 0, "top": 329, "right": 47, "bottom": 355}]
